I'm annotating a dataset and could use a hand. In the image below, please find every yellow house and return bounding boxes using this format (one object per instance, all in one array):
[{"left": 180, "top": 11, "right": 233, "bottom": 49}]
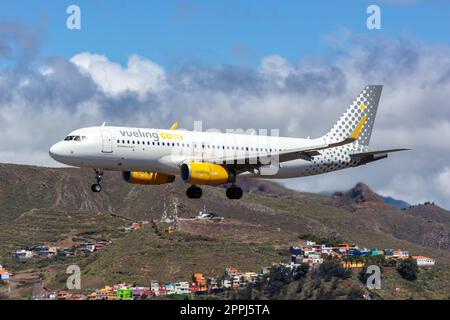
[
  {"left": 340, "top": 261, "right": 365, "bottom": 268},
  {"left": 96, "top": 286, "right": 116, "bottom": 300}
]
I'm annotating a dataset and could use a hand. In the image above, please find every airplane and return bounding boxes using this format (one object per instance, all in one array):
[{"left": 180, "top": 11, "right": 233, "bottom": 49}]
[{"left": 49, "top": 85, "right": 408, "bottom": 200}]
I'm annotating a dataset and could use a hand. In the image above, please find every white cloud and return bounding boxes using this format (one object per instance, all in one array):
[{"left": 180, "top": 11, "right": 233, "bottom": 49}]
[
  {"left": 70, "top": 52, "right": 167, "bottom": 99},
  {"left": 434, "top": 167, "right": 450, "bottom": 197},
  {"left": 2, "top": 28, "right": 450, "bottom": 209},
  {"left": 259, "top": 55, "right": 292, "bottom": 87}
]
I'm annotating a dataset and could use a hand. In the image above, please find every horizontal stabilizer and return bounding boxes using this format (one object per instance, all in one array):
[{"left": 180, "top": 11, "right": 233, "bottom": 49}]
[{"left": 350, "top": 148, "right": 410, "bottom": 158}]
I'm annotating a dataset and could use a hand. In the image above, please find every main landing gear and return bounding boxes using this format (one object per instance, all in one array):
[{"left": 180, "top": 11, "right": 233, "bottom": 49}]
[
  {"left": 185, "top": 185, "right": 243, "bottom": 200},
  {"left": 226, "top": 185, "right": 243, "bottom": 200},
  {"left": 91, "top": 169, "right": 103, "bottom": 193},
  {"left": 186, "top": 185, "right": 202, "bottom": 199}
]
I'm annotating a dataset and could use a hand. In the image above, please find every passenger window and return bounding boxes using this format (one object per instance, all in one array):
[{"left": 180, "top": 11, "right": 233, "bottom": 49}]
[
  {"left": 132, "top": 141, "right": 135, "bottom": 144},
  {"left": 137, "top": 141, "right": 140, "bottom": 145},
  {"left": 122, "top": 140, "right": 125, "bottom": 144},
  {"left": 117, "top": 140, "right": 120, "bottom": 143}
]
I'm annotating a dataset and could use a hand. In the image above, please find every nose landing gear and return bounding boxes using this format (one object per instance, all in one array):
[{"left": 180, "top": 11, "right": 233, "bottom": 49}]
[
  {"left": 91, "top": 169, "right": 103, "bottom": 193},
  {"left": 186, "top": 185, "right": 202, "bottom": 199}
]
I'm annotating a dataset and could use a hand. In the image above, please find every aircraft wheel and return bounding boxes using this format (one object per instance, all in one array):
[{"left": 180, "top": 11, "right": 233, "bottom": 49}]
[
  {"left": 186, "top": 186, "right": 202, "bottom": 199},
  {"left": 91, "top": 183, "right": 102, "bottom": 193},
  {"left": 226, "top": 186, "right": 243, "bottom": 200}
]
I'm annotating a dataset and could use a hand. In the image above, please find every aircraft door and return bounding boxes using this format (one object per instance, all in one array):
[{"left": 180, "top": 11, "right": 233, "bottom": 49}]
[{"left": 101, "top": 130, "right": 113, "bottom": 153}]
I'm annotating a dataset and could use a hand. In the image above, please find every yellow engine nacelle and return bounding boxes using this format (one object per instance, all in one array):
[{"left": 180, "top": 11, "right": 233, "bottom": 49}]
[
  {"left": 180, "top": 162, "right": 232, "bottom": 185},
  {"left": 122, "top": 171, "right": 175, "bottom": 185}
]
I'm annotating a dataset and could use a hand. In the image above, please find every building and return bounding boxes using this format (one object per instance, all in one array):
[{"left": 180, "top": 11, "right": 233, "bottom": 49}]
[
  {"left": 242, "top": 272, "right": 258, "bottom": 283},
  {"left": 231, "top": 275, "right": 241, "bottom": 288},
  {"left": 193, "top": 273, "right": 207, "bottom": 290},
  {"left": 150, "top": 280, "right": 160, "bottom": 295},
  {"left": 289, "top": 246, "right": 302, "bottom": 256},
  {"left": 302, "top": 257, "right": 323, "bottom": 265},
  {"left": 221, "top": 279, "right": 232, "bottom": 289},
  {"left": 351, "top": 249, "right": 369, "bottom": 256},
  {"left": 165, "top": 284, "right": 175, "bottom": 295},
  {"left": 390, "top": 249, "right": 409, "bottom": 258},
  {"left": 15, "top": 250, "right": 34, "bottom": 259},
  {"left": 174, "top": 282, "right": 190, "bottom": 295},
  {"left": 0, "top": 268, "right": 12, "bottom": 280},
  {"left": 116, "top": 288, "right": 133, "bottom": 300},
  {"left": 413, "top": 256, "right": 435, "bottom": 267},
  {"left": 225, "top": 268, "right": 239, "bottom": 277},
  {"left": 96, "top": 286, "right": 116, "bottom": 300},
  {"left": 370, "top": 248, "right": 384, "bottom": 256},
  {"left": 340, "top": 261, "right": 365, "bottom": 268}
]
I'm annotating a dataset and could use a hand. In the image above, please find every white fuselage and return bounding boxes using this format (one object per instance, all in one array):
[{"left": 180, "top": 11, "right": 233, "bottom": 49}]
[{"left": 49, "top": 125, "right": 360, "bottom": 179}]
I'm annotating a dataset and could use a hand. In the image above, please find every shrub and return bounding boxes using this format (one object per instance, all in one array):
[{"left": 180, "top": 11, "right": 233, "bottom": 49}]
[
  {"left": 397, "top": 257, "right": 418, "bottom": 281},
  {"left": 319, "top": 260, "right": 352, "bottom": 281}
]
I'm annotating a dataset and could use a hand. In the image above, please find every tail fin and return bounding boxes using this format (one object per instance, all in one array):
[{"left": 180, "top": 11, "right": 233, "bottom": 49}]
[{"left": 323, "top": 85, "right": 382, "bottom": 146}]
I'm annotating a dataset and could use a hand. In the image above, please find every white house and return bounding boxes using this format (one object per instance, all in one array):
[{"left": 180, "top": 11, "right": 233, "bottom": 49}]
[
  {"left": 174, "top": 282, "right": 190, "bottom": 295},
  {"left": 413, "top": 256, "right": 435, "bottom": 267}
]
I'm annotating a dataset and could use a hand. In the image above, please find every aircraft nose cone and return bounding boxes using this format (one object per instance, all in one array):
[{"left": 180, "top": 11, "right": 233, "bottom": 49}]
[{"left": 49, "top": 142, "right": 66, "bottom": 161}]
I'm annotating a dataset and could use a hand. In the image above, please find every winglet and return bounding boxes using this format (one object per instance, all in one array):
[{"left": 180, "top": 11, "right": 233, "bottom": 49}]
[{"left": 170, "top": 122, "right": 178, "bottom": 130}]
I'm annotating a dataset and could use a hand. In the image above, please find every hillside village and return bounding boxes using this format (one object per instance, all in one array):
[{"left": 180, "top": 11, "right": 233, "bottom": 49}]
[
  {"left": 0, "top": 164, "right": 448, "bottom": 300},
  {"left": 1, "top": 236, "right": 435, "bottom": 300}
]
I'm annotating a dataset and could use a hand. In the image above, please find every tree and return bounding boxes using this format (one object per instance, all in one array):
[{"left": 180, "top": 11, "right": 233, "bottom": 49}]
[
  {"left": 319, "top": 260, "right": 352, "bottom": 282},
  {"left": 397, "top": 257, "right": 418, "bottom": 281}
]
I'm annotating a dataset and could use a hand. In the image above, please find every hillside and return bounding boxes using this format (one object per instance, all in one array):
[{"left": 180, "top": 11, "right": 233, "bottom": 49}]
[{"left": 0, "top": 163, "right": 449, "bottom": 299}]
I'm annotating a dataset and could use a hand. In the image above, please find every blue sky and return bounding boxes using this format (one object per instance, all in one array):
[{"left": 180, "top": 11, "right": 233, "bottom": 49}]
[
  {"left": 1, "top": 0, "right": 449, "bottom": 68},
  {"left": 1, "top": 1, "right": 450, "bottom": 207}
]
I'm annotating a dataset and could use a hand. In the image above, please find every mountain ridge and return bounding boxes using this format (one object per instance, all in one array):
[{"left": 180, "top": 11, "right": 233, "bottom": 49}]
[{"left": 0, "top": 163, "right": 449, "bottom": 299}]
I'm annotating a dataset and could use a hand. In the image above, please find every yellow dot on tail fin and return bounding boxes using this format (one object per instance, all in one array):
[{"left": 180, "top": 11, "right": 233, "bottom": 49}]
[{"left": 359, "top": 104, "right": 365, "bottom": 111}]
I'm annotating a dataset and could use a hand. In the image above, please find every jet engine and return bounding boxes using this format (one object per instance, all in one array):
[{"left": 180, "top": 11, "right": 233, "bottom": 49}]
[
  {"left": 122, "top": 171, "right": 175, "bottom": 185},
  {"left": 180, "top": 162, "right": 232, "bottom": 185}
]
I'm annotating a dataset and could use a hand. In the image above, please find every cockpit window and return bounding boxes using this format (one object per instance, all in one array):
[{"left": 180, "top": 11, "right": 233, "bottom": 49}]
[{"left": 65, "top": 135, "right": 87, "bottom": 142}]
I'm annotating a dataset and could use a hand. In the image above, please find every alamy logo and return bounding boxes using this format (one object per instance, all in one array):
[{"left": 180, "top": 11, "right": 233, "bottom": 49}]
[
  {"left": 366, "top": 265, "right": 381, "bottom": 290},
  {"left": 66, "top": 5, "right": 81, "bottom": 30},
  {"left": 366, "top": 5, "right": 381, "bottom": 30},
  {"left": 66, "top": 265, "right": 81, "bottom": 290}
]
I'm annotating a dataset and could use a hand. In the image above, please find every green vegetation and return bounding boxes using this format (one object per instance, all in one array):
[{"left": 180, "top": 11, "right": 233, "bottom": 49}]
[
  {"left": 398, "top": 257, "right": 418, "bottom": 281},
  {"left": 298, "top": 234, "right": 345, "bottom": 247},
  {"left": 0, "top": 164, "right": 449, "bottom": 299},
  {"left": 318, "top": 260, "right": 352, "bottom": 282}
]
